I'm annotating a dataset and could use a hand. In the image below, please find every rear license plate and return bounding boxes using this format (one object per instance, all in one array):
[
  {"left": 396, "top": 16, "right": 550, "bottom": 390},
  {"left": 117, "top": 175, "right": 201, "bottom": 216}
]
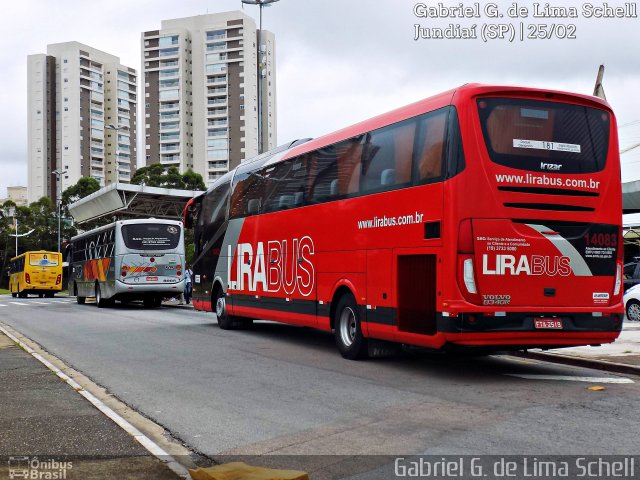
[
  {"left": 534, "top": 319, "right": 563, "bottom": 329},
  {"left": 146, "top": 276, "right": 158, "bottom": 281}
]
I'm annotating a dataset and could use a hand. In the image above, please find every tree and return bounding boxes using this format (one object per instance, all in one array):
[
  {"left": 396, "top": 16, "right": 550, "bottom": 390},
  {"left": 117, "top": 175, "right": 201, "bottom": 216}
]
[
  {"left": 182, "top": 169, "right": 206, "bottom": 191},
  {"left": 61, "top": 177, "right": 101, "bottom": 206},
  {"left": 131, "top": 163, "right": 206, "bottom": 191}
]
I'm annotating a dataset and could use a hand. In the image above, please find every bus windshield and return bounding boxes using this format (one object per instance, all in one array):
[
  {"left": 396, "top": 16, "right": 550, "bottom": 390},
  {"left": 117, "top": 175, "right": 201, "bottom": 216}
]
[
  {"left": 477, "top": 98, "right": 610, "bottom": 174},
  {"left": 121, "top": 223, "right": 181, "bottom": 250}
]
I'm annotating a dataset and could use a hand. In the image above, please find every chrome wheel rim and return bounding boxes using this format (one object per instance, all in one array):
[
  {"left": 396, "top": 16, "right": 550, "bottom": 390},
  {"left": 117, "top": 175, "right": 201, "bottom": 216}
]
[
  {"left": 216, "top": 295, "right": 225, "bottom": 317},
  {"left": 96, "top": 286, "right": 101, "bottom": 303},
  {"left": 339, "top": 307, "right": 357, "bottom": 347},
  {"left": 628, "top": 303, "right": 640, "bottom": 321}
]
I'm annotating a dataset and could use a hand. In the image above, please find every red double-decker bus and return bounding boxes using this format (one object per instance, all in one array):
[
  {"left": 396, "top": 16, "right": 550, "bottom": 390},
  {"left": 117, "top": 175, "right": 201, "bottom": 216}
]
[{"left": 185, "top": 84, "right": 623, "bottom": 359}]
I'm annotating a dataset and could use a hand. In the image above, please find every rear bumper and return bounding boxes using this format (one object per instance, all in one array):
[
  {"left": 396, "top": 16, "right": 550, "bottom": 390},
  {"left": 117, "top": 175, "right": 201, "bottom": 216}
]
[
  {"left": 115, "top": 279, "right": 185, "bottom": 294},
  {"left": 22, "top": 285, "right": 62, "bottom": 292},
  {"left": 438, "top": 311, "right": 623, "bottom": 348}
]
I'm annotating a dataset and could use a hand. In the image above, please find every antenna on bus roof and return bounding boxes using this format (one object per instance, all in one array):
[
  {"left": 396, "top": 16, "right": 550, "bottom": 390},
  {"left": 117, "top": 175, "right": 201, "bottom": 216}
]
[{"left": 593, "top": 65, "right": 607, "bottom": 100}]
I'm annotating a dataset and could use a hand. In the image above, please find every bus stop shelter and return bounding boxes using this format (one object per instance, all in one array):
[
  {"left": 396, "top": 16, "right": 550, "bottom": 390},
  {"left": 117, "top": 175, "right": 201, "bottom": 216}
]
[{"left": 68, "top": 182, "right": 204, "bottom": 224}]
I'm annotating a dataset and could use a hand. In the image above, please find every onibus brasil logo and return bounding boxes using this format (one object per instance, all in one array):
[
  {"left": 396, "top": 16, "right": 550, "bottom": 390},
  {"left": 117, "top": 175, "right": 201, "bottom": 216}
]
[{"left": 8, "top": 457, "right": 72, "bottom": 479}]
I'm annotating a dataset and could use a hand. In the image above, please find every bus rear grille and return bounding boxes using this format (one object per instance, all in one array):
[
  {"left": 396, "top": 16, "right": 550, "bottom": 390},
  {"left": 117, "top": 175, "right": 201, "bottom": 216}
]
[
  {"left": 503, "top": 203, "right": 595, "bottom": 212},
  {"left": 498, "top": 186, "right": 599, "bottom": 197}
]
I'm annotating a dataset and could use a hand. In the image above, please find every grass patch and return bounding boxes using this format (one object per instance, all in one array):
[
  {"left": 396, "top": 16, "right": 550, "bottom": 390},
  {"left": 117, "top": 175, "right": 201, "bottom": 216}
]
[{"left": 0, "top": 289, "right": 10, "bottom": 295}]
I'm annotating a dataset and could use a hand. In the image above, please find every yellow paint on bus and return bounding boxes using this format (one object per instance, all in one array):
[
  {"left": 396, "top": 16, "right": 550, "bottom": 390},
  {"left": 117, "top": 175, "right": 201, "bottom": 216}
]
[{"left": 8, "top": 251, "right": 63, "bottom": 298}]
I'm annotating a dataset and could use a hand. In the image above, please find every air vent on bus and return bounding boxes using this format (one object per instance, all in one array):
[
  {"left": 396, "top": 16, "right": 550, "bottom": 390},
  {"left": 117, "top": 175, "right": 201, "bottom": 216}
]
[
  {"left": 503, "top": 203, "right": 595, "bottom": 212},
  {"left": 498, "top": 186, "right": 599, "bottom": 197}
]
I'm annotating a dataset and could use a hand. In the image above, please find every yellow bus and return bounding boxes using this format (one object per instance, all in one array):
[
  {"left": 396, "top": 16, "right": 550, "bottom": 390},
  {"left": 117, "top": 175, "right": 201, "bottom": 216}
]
[{"left": 9, "top": 251, "right": 63, "bottom": 298}]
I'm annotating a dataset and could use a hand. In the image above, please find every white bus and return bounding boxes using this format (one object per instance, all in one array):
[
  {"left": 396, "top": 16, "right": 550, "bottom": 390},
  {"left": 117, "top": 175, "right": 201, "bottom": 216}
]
[{"left": 68, "top": 218, "right": 186, "bottom": 307}]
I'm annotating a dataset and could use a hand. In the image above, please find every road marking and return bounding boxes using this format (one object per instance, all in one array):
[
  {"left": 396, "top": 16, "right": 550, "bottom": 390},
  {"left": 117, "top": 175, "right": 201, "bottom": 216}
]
[
  {"left": 0, "top": 323, "right": 190, "bottom": 479},
  {"left": 30, "top": 301, "right": 49, "bottom": 305},
  {"left": 507, "top": 374, "right": 634, "bottom": 384},
  {"left": 0, "top": 304, "right": 6, "bottom": 307},
  {"left": 11, "top": 302, "right": 29, "bottom": 306}
]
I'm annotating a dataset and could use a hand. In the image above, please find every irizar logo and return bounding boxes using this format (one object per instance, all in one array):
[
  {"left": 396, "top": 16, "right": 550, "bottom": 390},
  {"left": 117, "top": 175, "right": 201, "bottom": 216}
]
[
  {"left": 540, "top": 162, "right": 562, "bottom": 171},
  {"left": 482, "top": 254, "right": 571, "bottom": 276},
  {"left": 228, "top": 236, "right": 315, "bottom": 296}
]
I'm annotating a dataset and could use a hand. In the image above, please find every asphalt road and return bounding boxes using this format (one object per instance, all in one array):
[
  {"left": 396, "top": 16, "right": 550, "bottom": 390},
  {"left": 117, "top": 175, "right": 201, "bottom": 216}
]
[{"left": 1, "top": 294, "right": 639, "bottom": 471}]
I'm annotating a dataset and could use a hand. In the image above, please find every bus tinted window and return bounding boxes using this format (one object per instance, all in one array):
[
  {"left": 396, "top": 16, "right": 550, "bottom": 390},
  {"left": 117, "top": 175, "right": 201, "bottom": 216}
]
[
  {"left": 362, "top": 120, "right": 415, "bottom": 192},
  {"left": 477, "top": 98, "right": 610, "bottom": 174},
  {"left": 122, "top": 224, "right": 181, "bottom": 250},
  {"left": 416, "top": 109, "right": 448, "bottom": 182},
  {"left": 262, "top": 157, "right": 307, "bottom": 213}
]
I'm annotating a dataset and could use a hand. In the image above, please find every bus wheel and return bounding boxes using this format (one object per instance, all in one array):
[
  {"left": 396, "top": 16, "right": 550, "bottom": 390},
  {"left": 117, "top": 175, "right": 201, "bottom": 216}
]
[
  {"left": 143, "top": 296, "right": 155, "bottom": 308},
  {"left": 334, "top": 293, "right": 368, "bottom": 360},
  {"left": 19, "top": 291, "right": 27, "bottom": 299},
  {"left": 153, "top": 295, "right": 163, "bottom": 307},
  {"left": 77, "top": 296, "right": 86, "bottom": 305},
  {"left": 214, "top": 287, "right": 249, "bottom": 330},
  {"left": 95, "top": 284, "right": 109, "bottom": 308},
  {"left": 39, "top": 293, "right": 44, "bottom": 298}
]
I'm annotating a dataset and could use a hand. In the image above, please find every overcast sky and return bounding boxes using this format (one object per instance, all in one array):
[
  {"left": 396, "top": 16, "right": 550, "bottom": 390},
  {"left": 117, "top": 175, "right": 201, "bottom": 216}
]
[{"left": 1, "top": 0, "right": 639, "bottom": 197}]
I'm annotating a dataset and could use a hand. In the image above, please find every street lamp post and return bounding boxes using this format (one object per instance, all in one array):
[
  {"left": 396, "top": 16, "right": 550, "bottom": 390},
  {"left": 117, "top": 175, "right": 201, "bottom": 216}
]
[
  {"left": 51, "top": 169, "right": 68, "bottom": 252},
  {"left": 241, "top": 0, "right": 280, "bottom": 154},
  {"left": 106, "top": 124, "right": 126, "bottom": 183}
]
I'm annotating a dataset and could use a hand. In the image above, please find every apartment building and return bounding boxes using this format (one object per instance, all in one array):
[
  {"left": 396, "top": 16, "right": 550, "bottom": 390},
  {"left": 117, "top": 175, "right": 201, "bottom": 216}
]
[
  {"left": 27, "top": 42, "right": 137, "bottom": 203},
  {"left": 142, "top": 11, "right": 276, "bottom": 185}
]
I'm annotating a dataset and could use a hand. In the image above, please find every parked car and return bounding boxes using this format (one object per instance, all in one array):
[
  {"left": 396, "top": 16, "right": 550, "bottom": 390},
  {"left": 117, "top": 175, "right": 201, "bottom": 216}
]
[
  {"left": 623, "top": 283, "right": 640, "bottom": 321},
  {"left": 624, "top": 261, "right": 640, "bottom": 292}
]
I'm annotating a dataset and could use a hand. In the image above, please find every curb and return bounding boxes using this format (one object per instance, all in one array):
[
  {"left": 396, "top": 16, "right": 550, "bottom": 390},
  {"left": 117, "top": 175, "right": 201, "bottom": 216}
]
[
  {"left": 0, "top": 322, "right": 191, "bottom": 479},
  {"left": 513, "top": 351, "right": 640, "bottom": 377}
]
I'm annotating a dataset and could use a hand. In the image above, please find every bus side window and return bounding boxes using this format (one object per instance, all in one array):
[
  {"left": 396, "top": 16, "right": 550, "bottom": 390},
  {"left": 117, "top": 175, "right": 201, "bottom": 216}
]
[
  {"left": 415, "top": 109, "right": 448, "bottom": 182},
  {"left": 361, "top": 118, "right": 416, "bottom": 193},
  {"left": 307, "top": 147, "right": 339, "bottom": 203},
  {"left": 262, "top": 157, "right": 307, "bottom": 213}
]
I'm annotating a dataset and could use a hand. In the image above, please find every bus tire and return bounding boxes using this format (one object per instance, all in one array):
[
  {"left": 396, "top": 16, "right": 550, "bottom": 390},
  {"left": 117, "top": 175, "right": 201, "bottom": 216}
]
[
  {"left": 153, "top": 295, "right": 163, "bottom": 307},
  {"left": 77, "top": 296, "right": 86, "bottom": 305},
  {"left": 95, "top": 283, "right": 109, "bottom": 308},
  {"left": 143, "top": 296, "right": 155, "bottom": 308},
  {"left": 213, "top": 287, "right": 249, "bottom": 330},
  {"left": 334, "top": 293, "right": 368, "bottom": 360}
]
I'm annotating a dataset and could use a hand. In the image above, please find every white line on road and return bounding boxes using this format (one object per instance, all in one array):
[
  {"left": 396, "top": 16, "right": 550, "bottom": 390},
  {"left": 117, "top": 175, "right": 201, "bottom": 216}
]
[
  {"left": 10, "top": 302, "right": 29, "bottom": 306},
  {"left": 507, "top": 374, "right": 634, "bottom": 384},
  {"left": 0, "top": 323, "right": 190, "bottom": 479},
  {"left": 30, "top": 301, "right": 49, "bottom": 305},
  {"left": 0, "top": 304, "right": 6, "bottom": 307}
]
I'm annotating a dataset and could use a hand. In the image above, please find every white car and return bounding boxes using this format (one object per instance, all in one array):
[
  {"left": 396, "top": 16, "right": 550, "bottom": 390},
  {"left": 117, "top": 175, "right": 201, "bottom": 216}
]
[{"left": 623, "top": 284, "right": 640, "bottom": 321}]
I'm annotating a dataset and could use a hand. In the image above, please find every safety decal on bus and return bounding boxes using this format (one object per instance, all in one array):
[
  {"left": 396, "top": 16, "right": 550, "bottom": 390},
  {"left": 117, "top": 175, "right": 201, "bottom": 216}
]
[{"left": 227, "top": 236, "right": 315, "bottom": 296}]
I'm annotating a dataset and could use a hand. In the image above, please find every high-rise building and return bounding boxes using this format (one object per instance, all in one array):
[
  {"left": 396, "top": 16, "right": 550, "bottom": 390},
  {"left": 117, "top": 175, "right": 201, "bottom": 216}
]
[
  {"left": 142, "top": 11, "right": 277, "bottom": 185},
  {"left": 27, "top": 42, "right": 137, "bottom": 204}
]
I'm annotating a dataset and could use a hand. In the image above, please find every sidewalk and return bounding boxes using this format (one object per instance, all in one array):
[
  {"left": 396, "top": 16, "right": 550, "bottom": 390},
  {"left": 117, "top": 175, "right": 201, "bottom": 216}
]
[
  {"left": 0, "top": 331, "right": 183, "bottom": 480},
  {"left": 524, "top": 320, "right": 640, "bottom": 374}
]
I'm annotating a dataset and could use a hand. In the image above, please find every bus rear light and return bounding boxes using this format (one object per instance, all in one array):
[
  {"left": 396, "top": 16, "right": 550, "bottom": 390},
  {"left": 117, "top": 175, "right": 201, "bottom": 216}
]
[
  {"left": 463, "top": 258, "right": 477, "bottom": 294},
  {"left": 457, "top": 219, "right": 474, "bottom": 254},
  {"left": 121, "top": 270, "right": 127, "bottom": 277},
  {"left": 150, "top": 257, "right": 155, "bottom": 263},
  {"left": 55, "top": 275, "right": 61, "bottom": 285},
  {"left": 613, "top": 262, "right": 622, "bottom": 296},
  {"left": 25, "top": 273, "right": 31, "bottom": 284}
]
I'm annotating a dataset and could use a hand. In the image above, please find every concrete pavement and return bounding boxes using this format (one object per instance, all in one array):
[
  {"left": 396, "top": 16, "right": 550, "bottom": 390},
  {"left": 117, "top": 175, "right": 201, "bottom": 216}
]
[
  {"left": 526, "top": 320, "right": 640, "bottom": 373},
  {"left": 0, "top": 331, "right": 183, "bottom": 480}
]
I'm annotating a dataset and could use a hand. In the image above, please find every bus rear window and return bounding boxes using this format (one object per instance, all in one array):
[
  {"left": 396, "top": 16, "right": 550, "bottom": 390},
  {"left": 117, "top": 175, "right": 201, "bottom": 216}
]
[
  {"left": 29, "top": 253, "right": 59, "bottom": 267},
  {"left": 122, "top": 224, "right": 181, "bottom": 250},
  {"left": 477, "top": 98, "right": 610, "bottom": 174}
]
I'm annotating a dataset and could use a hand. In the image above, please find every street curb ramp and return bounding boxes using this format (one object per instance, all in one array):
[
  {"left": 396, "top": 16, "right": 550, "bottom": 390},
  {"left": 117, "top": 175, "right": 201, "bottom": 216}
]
[{"left": 189, "top": 462, "right": 308, "bottom": 480}]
